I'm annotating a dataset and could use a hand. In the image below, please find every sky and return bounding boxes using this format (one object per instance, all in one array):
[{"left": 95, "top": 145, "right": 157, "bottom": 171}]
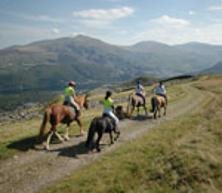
[{"left": 1, "top": 0, "right": 222, "bottom": 48}]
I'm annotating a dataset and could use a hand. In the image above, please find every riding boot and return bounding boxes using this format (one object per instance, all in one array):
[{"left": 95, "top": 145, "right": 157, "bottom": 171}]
[{"left": 70, "top": 104, "right": 80, "bottom": 117}]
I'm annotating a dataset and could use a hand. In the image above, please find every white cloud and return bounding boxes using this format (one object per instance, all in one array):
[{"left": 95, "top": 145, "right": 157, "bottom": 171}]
[
  {"left": 130, "top": 20, "right": 222, "bottom": 45},
  {"left": 151, "top": 15, "right": 191, "bottom": 28},
  {"left": 52, "top": 28, "right": 60, "bottom": 34},
  {"left": 208, "top": 5, "right": 222, "bottom": 11},
  {"left": 73, "top": 6, "right": 134, "bottom": 22}
]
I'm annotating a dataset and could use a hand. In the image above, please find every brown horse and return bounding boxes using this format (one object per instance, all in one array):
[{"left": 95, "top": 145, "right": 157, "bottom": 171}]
[
  {"left": 39, "top": 95, "right": 89, "bottom": 150},
  {"left": 151, "top": 95, "right": 167, "bottom": 119},
  {"left": 127, "top": 93, "right": 147, "bottom": 117}
]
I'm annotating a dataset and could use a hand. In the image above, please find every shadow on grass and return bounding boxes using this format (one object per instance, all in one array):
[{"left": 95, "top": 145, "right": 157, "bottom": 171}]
[
  {"left": 51, "top": 141, "right": 89, "bottom": 158},
  {"left": 52, "top": 141, "right": 110, "bottom": 158},
  {"left": 130, "top": 114, "right": 153, "bottom": 121},
  {"left": 6, "top": 134, "right": 62, "bottom": 152},
  {"left": 7, "top": 136, "right": 38, "bottom": 151}
]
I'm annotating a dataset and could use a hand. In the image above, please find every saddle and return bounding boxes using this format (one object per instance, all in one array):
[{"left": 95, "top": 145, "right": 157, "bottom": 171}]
[
  {"left": 135, "top": 93, "right": 145, "bottom": 105},
  {"left": 63, "top": 102, "right": 80, "bottom": 118},
  {"left": 156, "top": 94, "right": 166, "bottom": 103},
  {"left": 102, "top": 113, "right": 116, "bottom": 132}
]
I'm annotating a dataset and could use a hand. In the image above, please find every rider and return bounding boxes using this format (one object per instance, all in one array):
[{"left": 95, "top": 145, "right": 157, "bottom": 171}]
[
  {"left": 155, "top": 81, "right": 168, "bottom": 104},
  {"left": 135, "top": 80, "right": 146, "bottom": 104},
  {"left": 101, "top": 91, "right": 119, "bottom": 128},
  {"left": 63, "top": 80, "right": 80, "bottom": 115}
]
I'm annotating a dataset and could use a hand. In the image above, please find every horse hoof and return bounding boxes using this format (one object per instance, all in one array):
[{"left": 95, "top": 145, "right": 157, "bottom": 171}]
[
  {"left": 64, "top": 136, "right": 70, "bottom": 141},
  {"left": 80, "top": 131, "right": 86, "bottom": 136},
  {"left": 97, "top": 148, "right": 101, "bottom": 152}
]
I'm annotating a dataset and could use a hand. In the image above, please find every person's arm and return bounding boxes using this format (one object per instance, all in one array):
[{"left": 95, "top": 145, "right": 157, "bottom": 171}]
[
  {"left": 162, "top": 85, "right": 167, "bottom": 95},
  {"left": 73, "top": 89, "right": 77, "bottom": 97},
  {"left": 141, "top": 85, "right": 145, "bottom": 95}
]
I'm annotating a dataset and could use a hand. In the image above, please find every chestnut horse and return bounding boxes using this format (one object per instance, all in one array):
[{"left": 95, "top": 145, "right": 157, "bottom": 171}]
[
  {"left": 151, "top": 95, "right": 167, "bottom": 119},
  {"left": 127, "top": 93, "right": 148, "bottom": 117},
  {"left": 39, "top": 95, "right": 89, "bottom": 150}
]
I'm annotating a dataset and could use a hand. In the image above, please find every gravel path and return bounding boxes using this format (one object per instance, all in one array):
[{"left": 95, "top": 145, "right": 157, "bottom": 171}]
[{"left": 0, "top": 84, "right": 212, "bottom": 193}]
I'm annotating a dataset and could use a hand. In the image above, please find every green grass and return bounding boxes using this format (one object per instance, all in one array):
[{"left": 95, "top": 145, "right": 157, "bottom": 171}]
[{"left": 39, "top": 77, "right": 222, "bottom": 193}]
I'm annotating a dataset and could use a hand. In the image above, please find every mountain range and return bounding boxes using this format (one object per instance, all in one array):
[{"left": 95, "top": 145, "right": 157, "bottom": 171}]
[
  {"left": 1, "top": 35, "right": 222, "bottom": 93},
  {"left": 200, "top": 61, "right": 222, "bottom": 74}
]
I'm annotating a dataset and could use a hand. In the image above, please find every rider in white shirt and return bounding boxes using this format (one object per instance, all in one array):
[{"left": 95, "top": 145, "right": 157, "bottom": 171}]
[
  {"left": 135, "top": 80, "right": 146, "bottom": 104},
  {"left": 155, "top": 81, "right": 167, "bottom": 104}
]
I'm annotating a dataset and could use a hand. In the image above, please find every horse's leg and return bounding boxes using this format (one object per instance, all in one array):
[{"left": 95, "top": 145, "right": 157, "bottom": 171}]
[
  {"left": 164, "top": 105, "right": 166, "bottom": 116},
  {"left": 54, "top": 131, "right": 64, "bottom": 142},
  {"left": 158, "top": 106, "right": 161, "bottom": 118},
  {"left": 153, "top": 105, "right": 158, "bottom": 119},
  {"left": 154, "top": 110, "right": 157, "bottom": 119},
  {"left": 143, "top": 104, "right": 148, "bottom": 116},
  {"left": 64, "top": 124, "right": 70, "bottom": 141},
  {"left": 46, "top": 130, "right": 54, "bottom": 150},
  {"left": 95, "top": 131, "right": 103, "bottom": 152},
  {"left": 129, "top": 106, "right": 135, "bottom": 117},
  {"left": 76, "top": 117, "right": 85, "bottom": 135},
  {"left": 109, "top": 131, "right": 114, "bottom": 144},
  {"left": 137, "top": 106, "right": 140, "bottom": 116},
  {"left": 114, "top": 126, "right": 120, "bottom": 141}
]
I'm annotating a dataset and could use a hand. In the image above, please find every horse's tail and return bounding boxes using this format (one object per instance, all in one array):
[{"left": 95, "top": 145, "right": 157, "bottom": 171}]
[
  {"left": 85, "top": 117, "right": 97, "bottom": 148},
  {"left": 39, "top": 108, "right": 51, "bottom": 140},
  {"left": 151, "top": 96, "right": 157, "bottom": 113},
  {"left": 127, "top": 94, "right": 133, "bottom": 114}
]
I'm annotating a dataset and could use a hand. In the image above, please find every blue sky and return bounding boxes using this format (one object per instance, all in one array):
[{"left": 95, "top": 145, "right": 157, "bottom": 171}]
[{"left": 1, "top": 0, "right": 222, "bottom": 48}]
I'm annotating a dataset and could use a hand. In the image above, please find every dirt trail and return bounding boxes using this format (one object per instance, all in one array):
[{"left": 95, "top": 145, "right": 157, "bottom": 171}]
[{"left": 0, "top": 84, "right": 212, "bottom": 193}]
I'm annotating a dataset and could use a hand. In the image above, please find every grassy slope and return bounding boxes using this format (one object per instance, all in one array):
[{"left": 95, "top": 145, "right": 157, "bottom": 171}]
[{"left": 39, "top": 76, "right": 222, "bottom": 193}]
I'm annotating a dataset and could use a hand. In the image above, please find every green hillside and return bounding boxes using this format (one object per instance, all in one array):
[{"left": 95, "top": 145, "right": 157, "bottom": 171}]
[
  {"left": 39, "top": 76, "right": 222, "bottom": 193},
  {"left": 1, "top": 35, "right": 222, "bottom": 93},
  {"left": 0, "top": 75, "right": 222, "bottom": 193},
  {"left": 200, "top": 61, "right": 222, "bottom": 74}
]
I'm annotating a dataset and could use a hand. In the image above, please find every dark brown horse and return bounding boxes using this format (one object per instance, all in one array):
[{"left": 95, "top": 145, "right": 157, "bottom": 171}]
[
  {"left": 127, "top": 93, "right": 147, "bottom": 117},
  {"left": 85, "top": 115, "right": 120, "bottom": 152},
  {"left": 151, "top": 95, "right": 167, "bottom": 119},
  {"left": 39, "top": 95, "right": 89, "bottom": 150}
]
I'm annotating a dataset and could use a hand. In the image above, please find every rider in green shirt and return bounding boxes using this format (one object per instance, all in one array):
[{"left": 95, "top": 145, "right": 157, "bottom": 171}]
[
  {"left": 102, "top": 91, "right": 119, "bottom": 126},
  {"left": 63, "top": 81, "right": 80, "bottom": 113}
]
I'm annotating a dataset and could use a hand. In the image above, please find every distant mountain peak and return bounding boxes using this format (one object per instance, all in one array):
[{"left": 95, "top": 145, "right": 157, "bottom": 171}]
[
  {"left": 133, "top": 40, "right": 170, "bottom": 47},
  {"left": 73, "top": 34, "right": 107, "bottom": 44}
]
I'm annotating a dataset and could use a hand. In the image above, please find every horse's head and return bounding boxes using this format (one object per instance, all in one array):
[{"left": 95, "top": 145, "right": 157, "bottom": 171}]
[
  {"left": 83, "top": 95, "right": 89, "bottom": 109},
  {"left": 75, "top": 94, "right": 89, "bottom": 110}
]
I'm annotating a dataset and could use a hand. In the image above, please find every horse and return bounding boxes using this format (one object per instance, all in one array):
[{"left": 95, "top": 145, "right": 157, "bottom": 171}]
[
  {"left": 150, "top": 95, "right": 167, "bottom": 119},
  {"left": 85, "top": 115, "right": 120, "bottom": 152},
  {"left": 39, "top": 94, "right": 89, "bottom": 150},
  {"left": 127, "top": 93, "right": 148, "bottom": 117}
]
